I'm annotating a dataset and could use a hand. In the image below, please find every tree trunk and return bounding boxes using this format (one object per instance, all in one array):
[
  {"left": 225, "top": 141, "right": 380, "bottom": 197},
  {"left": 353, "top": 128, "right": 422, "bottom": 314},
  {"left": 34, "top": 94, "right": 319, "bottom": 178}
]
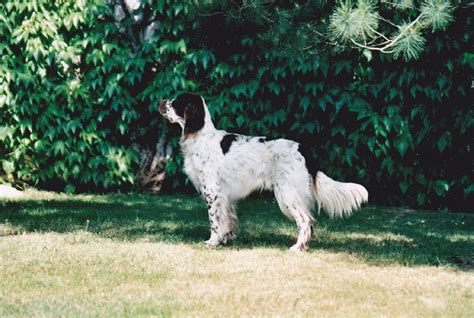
[{"left": 112, "top": 0, "right": 170, "bottom": 192}]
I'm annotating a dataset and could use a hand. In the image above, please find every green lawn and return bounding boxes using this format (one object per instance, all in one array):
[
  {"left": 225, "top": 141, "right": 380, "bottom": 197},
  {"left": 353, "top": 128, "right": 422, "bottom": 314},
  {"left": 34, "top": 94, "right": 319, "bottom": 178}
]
[{"left": 1, "top": 191, "right": 473, "bottom": 317}]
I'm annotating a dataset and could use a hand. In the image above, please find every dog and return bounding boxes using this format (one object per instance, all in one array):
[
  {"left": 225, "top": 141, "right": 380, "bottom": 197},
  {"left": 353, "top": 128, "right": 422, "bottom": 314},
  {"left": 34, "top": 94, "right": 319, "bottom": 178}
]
[{"left": 159, "top": 93, "right": 368, "bottom": 251}]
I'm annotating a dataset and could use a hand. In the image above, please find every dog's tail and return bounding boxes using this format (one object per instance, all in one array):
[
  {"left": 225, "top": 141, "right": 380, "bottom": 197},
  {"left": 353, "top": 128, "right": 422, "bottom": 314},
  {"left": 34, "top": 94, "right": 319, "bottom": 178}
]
[{"left": 313, "top": 171, "right": 368, "bottom": 218}]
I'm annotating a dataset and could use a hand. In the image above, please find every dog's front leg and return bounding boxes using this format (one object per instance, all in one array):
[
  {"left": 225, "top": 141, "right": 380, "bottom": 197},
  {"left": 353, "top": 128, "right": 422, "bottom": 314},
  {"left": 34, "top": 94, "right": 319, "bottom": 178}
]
[{"left": 203, "top": 189, "right": 233, "bottom": 246}]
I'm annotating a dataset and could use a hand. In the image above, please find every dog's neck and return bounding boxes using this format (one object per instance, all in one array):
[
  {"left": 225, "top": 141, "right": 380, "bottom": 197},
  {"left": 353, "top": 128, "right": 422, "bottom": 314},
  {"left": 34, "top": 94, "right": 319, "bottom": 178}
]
[{"left": 200, "top": 101, "right": 216, "bottom": 133}]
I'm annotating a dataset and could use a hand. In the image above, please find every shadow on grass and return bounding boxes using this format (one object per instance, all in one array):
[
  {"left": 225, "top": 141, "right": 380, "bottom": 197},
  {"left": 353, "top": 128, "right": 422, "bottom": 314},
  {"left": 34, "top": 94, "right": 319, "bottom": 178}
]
[{"left": 1, "top": 194, "right": 473, "bottom": 268}]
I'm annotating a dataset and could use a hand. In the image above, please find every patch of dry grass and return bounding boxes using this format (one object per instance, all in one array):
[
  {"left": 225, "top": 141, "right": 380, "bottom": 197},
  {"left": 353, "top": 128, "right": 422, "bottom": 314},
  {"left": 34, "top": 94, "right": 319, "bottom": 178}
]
[{"left": 1, "top": 191, "right": 473, "bottom": 317}]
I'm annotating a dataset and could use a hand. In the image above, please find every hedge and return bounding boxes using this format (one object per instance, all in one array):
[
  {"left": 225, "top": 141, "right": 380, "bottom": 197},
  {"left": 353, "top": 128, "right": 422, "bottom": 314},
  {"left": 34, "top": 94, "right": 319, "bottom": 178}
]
[{"left": 0, "top": 1, "right": 472, "bottom": 211}]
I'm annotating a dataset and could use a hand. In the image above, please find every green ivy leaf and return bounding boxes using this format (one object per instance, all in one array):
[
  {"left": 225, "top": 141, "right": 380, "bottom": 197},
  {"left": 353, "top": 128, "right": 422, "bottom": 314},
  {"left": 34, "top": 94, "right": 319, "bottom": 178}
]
[
  {"left": 432, "top": 180, "right": 450, "bottom": 196},
  {"left": 300, "top": 96, "right": 310, "bottom": 111},
  {"left": 437, "top": 132, "right": 450, "bottom": 152},
  {"left": 395, "top": 138, "right": 410, "bottom": 157},
  {"left": 399, "top": 181, "right": 409, "bottom": 194}
]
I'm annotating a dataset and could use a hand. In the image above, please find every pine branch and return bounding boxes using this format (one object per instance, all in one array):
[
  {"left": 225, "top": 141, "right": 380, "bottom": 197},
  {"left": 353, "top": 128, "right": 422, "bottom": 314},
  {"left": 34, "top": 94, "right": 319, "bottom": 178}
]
[
  {"left": 328, "top": 0, "right": 454, "bottom": 60},
  {"left": 348, "top": 14, "right": 423, "bottom": 53}
]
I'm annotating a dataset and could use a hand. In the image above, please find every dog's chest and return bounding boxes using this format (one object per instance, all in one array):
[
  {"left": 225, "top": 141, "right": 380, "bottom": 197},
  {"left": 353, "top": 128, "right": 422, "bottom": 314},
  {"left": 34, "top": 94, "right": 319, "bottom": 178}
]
[{"left": 182, "top": 138, "right": 221, "bottom": 188}]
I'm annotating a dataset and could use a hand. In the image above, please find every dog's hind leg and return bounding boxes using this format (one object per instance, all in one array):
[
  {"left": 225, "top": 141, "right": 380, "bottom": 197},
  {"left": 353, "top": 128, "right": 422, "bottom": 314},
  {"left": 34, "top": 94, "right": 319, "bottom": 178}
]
[
  {"left": 291, "top": 214, "right": 314, "bottom": 252},
  {"left": 226, "top": 203, "right": 239, "bottom": 242},
  {"left": 274, "top": 185, "right": 314, "bottom": 251}
]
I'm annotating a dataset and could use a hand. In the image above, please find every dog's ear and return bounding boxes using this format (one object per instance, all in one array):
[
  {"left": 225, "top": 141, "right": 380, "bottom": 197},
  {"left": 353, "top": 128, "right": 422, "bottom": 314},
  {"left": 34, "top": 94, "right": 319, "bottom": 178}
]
[
  {"left": 173, "top": 93, "right": 205, "bottom": 136},
  {"left": 184, "top": 101, "right": 205, "bottom": 136}
]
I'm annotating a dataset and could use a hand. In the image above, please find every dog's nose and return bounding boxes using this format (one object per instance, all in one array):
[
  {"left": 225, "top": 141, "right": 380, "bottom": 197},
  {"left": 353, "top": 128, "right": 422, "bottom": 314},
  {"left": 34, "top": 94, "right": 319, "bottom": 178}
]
[{"left": 158, "top": 100, "right": 167, "bottom": 114}]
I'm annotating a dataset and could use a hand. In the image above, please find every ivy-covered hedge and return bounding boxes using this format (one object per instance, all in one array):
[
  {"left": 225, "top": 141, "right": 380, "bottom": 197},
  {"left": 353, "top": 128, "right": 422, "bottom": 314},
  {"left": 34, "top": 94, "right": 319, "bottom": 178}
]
[{"left": 0, "top": 1, "right": 472, "bottom": 211}]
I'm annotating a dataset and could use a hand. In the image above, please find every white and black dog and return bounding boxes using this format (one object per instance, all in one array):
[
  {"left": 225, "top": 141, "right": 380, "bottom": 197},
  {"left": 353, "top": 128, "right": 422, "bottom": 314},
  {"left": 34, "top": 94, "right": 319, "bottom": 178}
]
[{"left": 159, "top": 93, "right": 368, "bottom": 251}]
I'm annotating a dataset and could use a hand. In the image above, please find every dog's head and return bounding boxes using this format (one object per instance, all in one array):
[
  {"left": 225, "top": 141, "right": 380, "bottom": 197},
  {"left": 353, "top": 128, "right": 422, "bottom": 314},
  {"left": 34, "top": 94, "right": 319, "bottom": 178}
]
[{"left": 159, "top": 93, "right": 206, "bottom": 137}]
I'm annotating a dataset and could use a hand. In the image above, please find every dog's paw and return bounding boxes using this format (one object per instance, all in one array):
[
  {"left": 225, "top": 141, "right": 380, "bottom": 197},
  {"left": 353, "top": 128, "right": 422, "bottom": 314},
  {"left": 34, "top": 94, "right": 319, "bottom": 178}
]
[
  {"left": 204, "top": 237, "right": 220, "bottom": 247},
  {"left": 222, "top": 231, "right": 236, "bottom": 244},
  {"left": 289, "top": 243, "right": 308, "bottom": 252}
]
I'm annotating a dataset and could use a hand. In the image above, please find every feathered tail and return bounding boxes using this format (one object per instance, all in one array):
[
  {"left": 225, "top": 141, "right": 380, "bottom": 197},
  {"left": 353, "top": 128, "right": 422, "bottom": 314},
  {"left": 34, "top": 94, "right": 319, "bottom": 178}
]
[{"left": 314, "top": 171, "right": 368, "bottom": 218}]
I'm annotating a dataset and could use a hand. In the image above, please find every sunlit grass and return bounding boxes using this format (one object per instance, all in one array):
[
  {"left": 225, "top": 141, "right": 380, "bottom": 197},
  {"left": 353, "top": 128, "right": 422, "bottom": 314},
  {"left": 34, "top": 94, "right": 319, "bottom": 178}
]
[{"left": 1, "top": 191, "right": 473, "bottom": 317}]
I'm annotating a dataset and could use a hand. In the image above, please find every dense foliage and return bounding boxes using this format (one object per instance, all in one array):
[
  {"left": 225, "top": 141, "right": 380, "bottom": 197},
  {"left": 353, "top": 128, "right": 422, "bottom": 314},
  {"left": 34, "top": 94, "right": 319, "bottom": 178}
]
[
  {"left": 0, "top": 1, "right": 472, "bottom": 210},
  {"left": 0, "top": 1, "right": 140, "bottom": 192}
]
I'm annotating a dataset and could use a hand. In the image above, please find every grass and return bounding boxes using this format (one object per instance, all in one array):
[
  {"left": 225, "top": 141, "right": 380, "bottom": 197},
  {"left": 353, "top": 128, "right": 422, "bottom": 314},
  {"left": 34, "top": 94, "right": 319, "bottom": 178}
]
[{"left": 1, "top": 190, "right": 473, "bottom": 317}]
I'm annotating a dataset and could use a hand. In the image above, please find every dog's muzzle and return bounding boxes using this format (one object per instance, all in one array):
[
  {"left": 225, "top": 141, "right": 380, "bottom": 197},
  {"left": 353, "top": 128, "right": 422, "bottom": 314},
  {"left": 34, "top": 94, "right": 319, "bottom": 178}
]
[{"left": 158, "top": 100, "right": 167, "bottom": 115}]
